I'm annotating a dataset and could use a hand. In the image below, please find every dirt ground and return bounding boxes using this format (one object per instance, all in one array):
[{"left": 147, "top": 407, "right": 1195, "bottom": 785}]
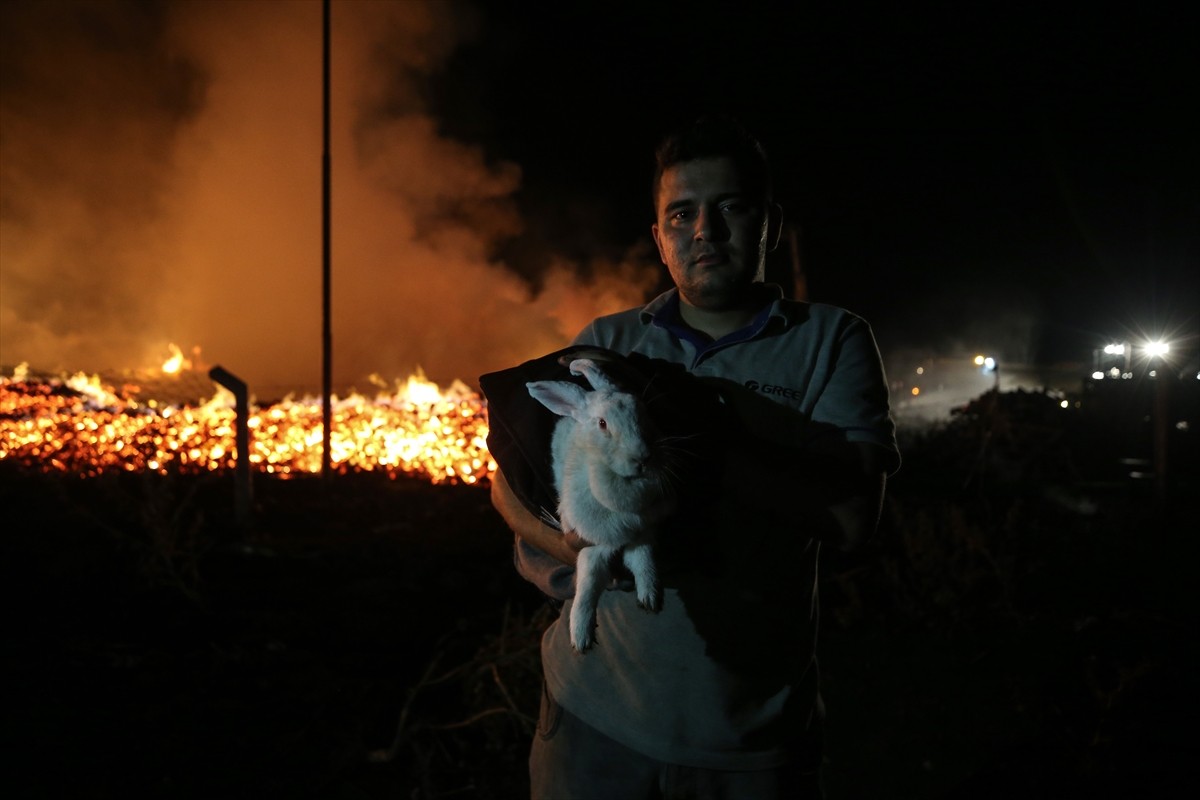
[
  {"left": 5, "top": 398, "right": 1196, "bottom": 800},
  {"left": 6, "top": 472, "right": 546, "bottom": 799}
]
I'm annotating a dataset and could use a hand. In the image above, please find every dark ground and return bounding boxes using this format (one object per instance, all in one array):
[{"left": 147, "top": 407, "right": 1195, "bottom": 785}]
[{"left": 4, "top": 385, "right": 1198, "bottom": 799}]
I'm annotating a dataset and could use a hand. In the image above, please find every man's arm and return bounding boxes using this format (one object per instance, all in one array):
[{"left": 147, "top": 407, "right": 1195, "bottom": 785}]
[
  {"left": 490, "top": 467, "right": 582, "bottom": 566},
  {"left": 723, "top": 438, "right": 887, "bottom": 554},
  {"left": 725, "top": 314, "right": 896, "bottom": 554}
]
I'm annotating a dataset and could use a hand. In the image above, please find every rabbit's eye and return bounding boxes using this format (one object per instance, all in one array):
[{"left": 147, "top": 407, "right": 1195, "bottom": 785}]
[{"left": 598, "top": 418, "right": 608, "bottom": 432}]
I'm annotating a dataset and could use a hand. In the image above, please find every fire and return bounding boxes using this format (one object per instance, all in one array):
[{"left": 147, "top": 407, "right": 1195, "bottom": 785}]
[
  {"left": 162, "top": 343, "right": 191, "bottom": 374},
  {"left": 0, "top": 364, "right": 495, "bottom": 485}
]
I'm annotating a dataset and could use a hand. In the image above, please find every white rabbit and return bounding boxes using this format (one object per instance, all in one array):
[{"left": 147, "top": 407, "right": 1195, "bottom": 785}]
[{"left": 526, "top": 358, "right": 677, "bottom": 652}]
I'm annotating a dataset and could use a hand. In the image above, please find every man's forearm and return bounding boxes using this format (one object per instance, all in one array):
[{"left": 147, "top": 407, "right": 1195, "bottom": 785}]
[{"left": 490, "top": 468, "right": 579, "bottom": 566}]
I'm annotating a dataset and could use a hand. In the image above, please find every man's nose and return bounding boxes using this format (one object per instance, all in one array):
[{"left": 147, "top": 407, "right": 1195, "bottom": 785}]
[{"left": 693, "top": 205, "right": 726, "bottom": 241}]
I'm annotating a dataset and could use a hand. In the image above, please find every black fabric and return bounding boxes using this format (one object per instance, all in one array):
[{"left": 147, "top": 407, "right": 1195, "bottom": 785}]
[
  {"left": 478, "top": 345, "right": 602, "bottom": 524},
  {"left": 478, "top": 346, "right": 732, "bottom": 526}
]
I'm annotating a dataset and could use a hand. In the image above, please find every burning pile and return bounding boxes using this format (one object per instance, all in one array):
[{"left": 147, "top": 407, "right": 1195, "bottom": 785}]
[{"left": 0, "top": 364, "right": 494, "bottom": 485}]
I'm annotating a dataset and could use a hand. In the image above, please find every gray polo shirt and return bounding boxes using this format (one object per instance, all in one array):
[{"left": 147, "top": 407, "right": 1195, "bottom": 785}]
[{"left": 519, "top": 283, "right": 900, "bottom": 770}]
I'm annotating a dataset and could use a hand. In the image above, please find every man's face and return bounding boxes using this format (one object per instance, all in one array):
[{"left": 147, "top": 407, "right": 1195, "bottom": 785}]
[{"left": 651, "top": 156, "right": 775, "bottom": 311}]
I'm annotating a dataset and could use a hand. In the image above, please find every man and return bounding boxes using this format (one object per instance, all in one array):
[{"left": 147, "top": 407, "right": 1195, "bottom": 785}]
[{"left": 490, "top": 113, "right": 900, "bottom": 799}]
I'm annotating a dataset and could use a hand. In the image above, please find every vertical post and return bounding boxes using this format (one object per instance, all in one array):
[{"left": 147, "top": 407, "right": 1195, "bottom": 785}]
[
  {"left": 787, "top": 224, "right": 807, "bottom": 302},
  {"left": 322, "top": 0, "right": 333, "bottom": 481},
  {"left": 1153, "top": 372, "right": 1170, "bottom": 516},
  {"left": 208, "top": 366, "right": 253, "bottom": 530}
]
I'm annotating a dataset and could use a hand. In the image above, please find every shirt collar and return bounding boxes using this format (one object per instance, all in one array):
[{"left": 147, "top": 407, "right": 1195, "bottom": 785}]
[{"left": 640, "top": 283, "right": 793, "bottom": 331}]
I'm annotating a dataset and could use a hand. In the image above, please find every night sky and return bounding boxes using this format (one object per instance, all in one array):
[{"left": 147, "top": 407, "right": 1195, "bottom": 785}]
[
  {"left": 443, "top": 0, "right": 1199, "bottom": 367},
  {"left": 2, "top": 0, "right": 1196, "bottom": 392}
]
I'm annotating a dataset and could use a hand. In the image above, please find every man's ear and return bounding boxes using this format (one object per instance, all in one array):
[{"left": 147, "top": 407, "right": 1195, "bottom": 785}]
[
  {"left": 766, "top": 203, "right": 784, "bottom": 252},
  {"left": 651, "top": 222, "right": 667, "bottom": 264}
]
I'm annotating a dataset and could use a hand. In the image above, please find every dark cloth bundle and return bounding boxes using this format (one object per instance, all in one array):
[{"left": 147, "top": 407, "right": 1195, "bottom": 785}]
[{"left": 478, "top": 346, "right": 731, "bottom": 527}]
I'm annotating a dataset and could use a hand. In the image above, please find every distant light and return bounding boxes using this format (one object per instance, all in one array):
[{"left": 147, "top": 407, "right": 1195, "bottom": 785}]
[
  {"left": 1103, "top": 343, "right": 1126, "bottom": 355},
  {"left": 973, "top": 355, "right": 985, "bottom": 366},
  {"left": 1143, "top": 341, "right": 1170, "bottom": 357},
  {"left": 911, "top": 387, "right": 920, "bottom": 396},
  {"left": 1092, "top": 371, "right": 1105, "bottom": 380},
  {"left": 916, "top": 367, "right": 924, "bottom": 375},
  {"left": 1109, "top": 367, "right": 1120, "bottom": 378},
  {"left": 1060, "top": 400, "right": 1069, "bottom": 409},
  {"left": 1149, "top": 369, "right": 1157, "bottom": 378},
  {"left": 983, "top": 357, "right": 996, "bottom": 371}
]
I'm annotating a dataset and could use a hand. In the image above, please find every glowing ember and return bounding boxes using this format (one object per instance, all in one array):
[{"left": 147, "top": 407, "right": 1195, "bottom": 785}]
[{"left": 0, "top": 364, "right": 495, "bottom": 485}]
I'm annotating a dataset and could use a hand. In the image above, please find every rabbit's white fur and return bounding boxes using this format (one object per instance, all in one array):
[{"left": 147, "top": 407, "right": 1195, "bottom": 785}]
[{"left": 526, "top": 358, "right": 676, "bottom": 652}]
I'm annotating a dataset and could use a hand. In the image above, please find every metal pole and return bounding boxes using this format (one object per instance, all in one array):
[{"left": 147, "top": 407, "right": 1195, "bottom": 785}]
[
  {"left": 321, "top": 0, "right": 333, "bottom": 480},
  {"left": 1153, "top": 371, "right": 1170, "bottom": 516},
  {"left": 208, "top": 365, "right": 253, "bottom": 530}
]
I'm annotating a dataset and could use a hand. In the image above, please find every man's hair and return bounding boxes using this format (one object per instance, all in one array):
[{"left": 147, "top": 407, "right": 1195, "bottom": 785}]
[{"left": 652, "top": 113, "right": 773, "bottom": 207}]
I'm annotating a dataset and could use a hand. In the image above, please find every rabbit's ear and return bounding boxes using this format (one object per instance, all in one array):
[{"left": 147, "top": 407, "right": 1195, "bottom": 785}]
[
  {"left": 526, "top": 380, "right": 588, "bottom": 419},
  {"left": 569, "top": 359, "right": 620, "bottom": 393}
]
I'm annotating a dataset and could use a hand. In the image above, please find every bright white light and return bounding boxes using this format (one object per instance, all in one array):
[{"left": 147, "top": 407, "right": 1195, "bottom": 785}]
[
  {"left": 1092, "top": 371, "right": 1105, "bottom": 380},
  {"left": 1060, "top": 400, "right": 1069, "bottom": 408},
  {"left": 916, "top": 367, "right": 924, "bottom": 375},
  {"left": 1104, "top": 343, "right": 1126, "bottom": 355},
  {"left": 984, "top": 357, "right": 996, "bottom": 371},
  {"left": 973, "top": 355, "right": 985, "bottom": 366},
  {"left": 1109, "top": 367, "right": 1120, "bottom": 378},
  {"left": 1143, "top": 341, "right": 1170, "bottom": 357}
]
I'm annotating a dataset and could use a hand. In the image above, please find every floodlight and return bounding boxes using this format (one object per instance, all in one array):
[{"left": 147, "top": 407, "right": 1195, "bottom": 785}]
[{"left": 1143, "top": 341, "right": 1170, "bottom": 357}]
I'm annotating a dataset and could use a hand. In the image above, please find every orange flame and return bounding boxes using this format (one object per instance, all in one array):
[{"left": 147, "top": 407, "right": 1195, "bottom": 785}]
[
  {"left": 0, "top": 363, "right": 495, "bottom": 485},
  {"left": 162, "top": 343, "right": 189, "bottom": 374}
]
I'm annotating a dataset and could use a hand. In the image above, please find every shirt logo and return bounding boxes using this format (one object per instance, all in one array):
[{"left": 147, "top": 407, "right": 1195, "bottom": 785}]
[{"left": 744, "top": 380, "right": 804, "bottom": 401}]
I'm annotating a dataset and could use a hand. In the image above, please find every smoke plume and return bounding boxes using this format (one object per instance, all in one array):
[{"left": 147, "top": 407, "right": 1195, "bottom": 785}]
[{"left": 0, "top": 0, "right": 658, "bottom": 397}]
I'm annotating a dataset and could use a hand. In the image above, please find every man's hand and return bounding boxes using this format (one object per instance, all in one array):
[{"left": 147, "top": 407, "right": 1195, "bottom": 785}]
[
  {"left": 560, "top": 528, "right": 589, "bottom": 556},
  {"left": 556, "top": 348, "right": 621, "bottom": 368}
]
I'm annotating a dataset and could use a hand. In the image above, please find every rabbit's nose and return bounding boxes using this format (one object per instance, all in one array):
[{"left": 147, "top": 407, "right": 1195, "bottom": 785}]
[{"left": 618, "top": 456, "right": 644, "bottom": 477}]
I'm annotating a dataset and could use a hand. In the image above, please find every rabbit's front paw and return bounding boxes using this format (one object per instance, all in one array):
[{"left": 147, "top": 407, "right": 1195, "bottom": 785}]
[
  {"left": 570, "top": 615, "right": 596, "bottom": 651},
  {"left": 636, "top": 585, "right": 661, "bottom": 613},
  {"left": 570, "top": 599, "right": 598, "bottom": 652},
  {"left": 572, "top": 628, "right": 596, "bottom": 652}
]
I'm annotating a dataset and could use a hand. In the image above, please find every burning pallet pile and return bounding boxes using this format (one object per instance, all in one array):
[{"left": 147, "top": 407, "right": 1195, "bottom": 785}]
[{"left": 0, "top": 363, "right": 494, "bottom": 485}]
